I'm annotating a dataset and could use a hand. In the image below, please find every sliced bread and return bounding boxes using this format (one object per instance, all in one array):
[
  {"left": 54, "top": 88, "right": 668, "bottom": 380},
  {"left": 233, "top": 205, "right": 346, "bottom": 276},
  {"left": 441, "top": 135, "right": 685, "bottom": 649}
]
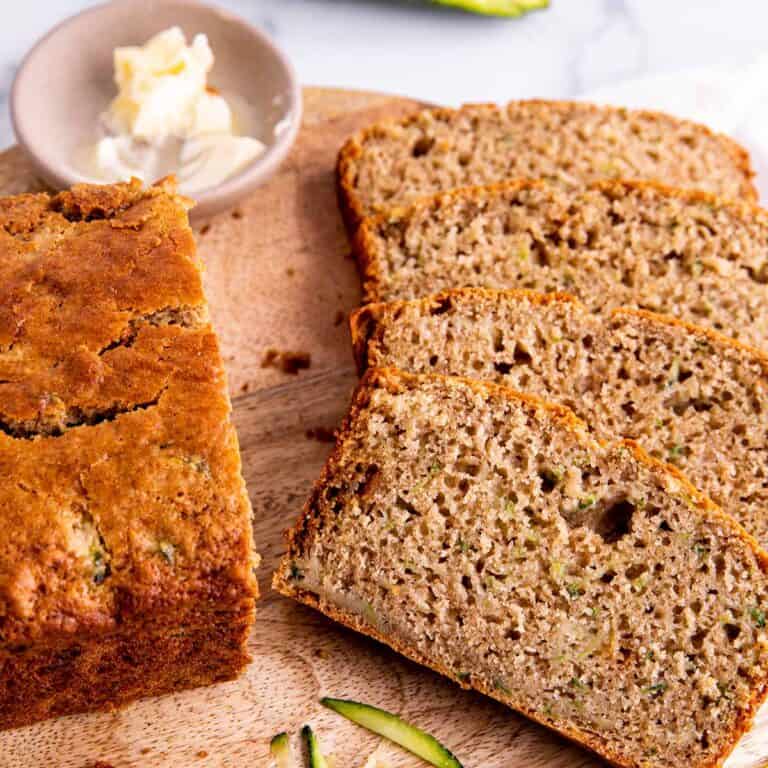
[
  {"left": 275, "top": 368, "right": 768, "bottom": 768},
  {"left": 353, "top": 179, "right": 768, "bottom": 349},
  {"left": 350, "top": 289, "right": 768, "bottom": 548},
  {"left": 337, "top": 101, "right": 757, "bottom": 229}
]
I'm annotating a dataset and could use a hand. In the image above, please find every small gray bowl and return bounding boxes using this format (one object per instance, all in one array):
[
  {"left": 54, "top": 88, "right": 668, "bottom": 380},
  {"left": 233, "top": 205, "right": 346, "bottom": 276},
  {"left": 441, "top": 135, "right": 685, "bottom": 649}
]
[{"left": 11, "top": 0, "right": 302, "bottom": 219}]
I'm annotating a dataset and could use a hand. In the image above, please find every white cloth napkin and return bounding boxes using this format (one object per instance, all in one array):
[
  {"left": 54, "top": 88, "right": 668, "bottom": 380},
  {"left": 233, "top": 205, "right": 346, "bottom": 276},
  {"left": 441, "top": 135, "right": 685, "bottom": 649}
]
[{"left": 582, "top": 56, "right": 768, "bottom": 203}]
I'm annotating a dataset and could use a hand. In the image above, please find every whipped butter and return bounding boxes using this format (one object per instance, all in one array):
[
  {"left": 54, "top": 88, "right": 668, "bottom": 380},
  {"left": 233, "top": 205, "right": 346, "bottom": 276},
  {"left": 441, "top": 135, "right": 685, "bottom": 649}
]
[{"left": 83, "top": 27, "right": 265, "bottom": 194}]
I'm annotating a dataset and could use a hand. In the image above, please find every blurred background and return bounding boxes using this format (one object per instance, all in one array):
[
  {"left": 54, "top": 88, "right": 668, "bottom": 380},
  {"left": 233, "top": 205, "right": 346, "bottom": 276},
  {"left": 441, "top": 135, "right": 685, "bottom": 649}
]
[{"left": 3, "top": 0, "right": 768, "bottom": 151}]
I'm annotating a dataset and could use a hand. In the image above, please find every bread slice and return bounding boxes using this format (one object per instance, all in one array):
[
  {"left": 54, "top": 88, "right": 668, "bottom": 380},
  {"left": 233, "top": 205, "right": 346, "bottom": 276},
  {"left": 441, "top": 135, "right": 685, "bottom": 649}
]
[
  {"left": 352, "top": 180, "right": 768, "bottom": 350},
  {"left": 337, "top": 100, "right": 756, "bottom": 230},
  {"left": 350, "top": 289, "right": 768, "bottom": 549},
  {"left": 275, "top": 368, "right": 768, "bottom": 768}
]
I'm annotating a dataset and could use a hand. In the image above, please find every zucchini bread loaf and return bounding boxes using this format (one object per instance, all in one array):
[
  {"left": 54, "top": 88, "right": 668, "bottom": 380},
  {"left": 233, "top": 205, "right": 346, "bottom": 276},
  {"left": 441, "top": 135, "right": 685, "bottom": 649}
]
[
  {"left": 337, "top": 101, "right": 756, "bottom": 229},
  {"left": 353, "top": 180, "right": 768, "bottom": 349},
  {"left": 351, "top": 289, "right": 768, "bottom": 548},
  {"left": 0, "top": 179, "right": 258, "bottom": 729},
  {"left": 275, "top": 369, "right": 768, "bottom": 768}
]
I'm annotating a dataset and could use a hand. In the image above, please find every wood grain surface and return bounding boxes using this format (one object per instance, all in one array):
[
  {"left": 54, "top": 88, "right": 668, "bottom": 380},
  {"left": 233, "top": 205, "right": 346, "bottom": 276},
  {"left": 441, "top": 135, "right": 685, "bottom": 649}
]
[{"left": 1, "top": 87, "right": 766, "bottom": 768}]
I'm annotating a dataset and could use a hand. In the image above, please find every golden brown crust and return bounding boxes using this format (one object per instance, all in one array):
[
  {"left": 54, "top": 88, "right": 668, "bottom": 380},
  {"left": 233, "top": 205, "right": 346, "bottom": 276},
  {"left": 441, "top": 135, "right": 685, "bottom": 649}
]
[
  {"left": 0, "top": 607, "right": 253, "bottom": 730},
  {"left": 350, "top": 175, "right": 768, "bottom": 304},
  {"left": 337, "top": 100, "right": 758, "bottom": 240},
  {"left": 0, "top": 180, "right": 257, "bottom": 729},
  {"left": 275, "top": 367, "right": 768, "bottom": 768}
]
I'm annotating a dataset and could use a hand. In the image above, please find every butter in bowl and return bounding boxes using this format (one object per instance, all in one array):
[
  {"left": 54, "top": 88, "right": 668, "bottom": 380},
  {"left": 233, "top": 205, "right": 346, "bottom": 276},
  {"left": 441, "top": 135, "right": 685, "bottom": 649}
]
[{"left": 11, "top": 0, "right": 302, "bottom": 219}]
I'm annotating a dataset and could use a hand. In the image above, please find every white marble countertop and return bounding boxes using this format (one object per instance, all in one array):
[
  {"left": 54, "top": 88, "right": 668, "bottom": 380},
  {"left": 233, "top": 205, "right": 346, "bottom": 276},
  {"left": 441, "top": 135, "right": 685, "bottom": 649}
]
[{"left": 2, "top": 0, "right": 768, "bottom": 151}]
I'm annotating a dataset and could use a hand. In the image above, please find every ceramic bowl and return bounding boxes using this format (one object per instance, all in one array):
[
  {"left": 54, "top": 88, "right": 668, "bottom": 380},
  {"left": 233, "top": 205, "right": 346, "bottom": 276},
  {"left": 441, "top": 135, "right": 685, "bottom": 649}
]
[{"left": 11, "top": 0, "right": 302, "bottom": 219}]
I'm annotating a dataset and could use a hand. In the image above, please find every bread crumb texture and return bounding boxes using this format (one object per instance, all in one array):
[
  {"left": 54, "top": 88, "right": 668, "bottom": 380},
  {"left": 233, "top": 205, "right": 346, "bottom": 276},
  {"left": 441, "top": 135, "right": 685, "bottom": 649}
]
[
  {"left": 354, "top": 180, "right": 768, "bottom": 352},
  {"left": 351, "top": 288, "right": 768, "bottom": 549},
  {"left": 339, "top": 101, "right": 756, "bottom": 228},
  {"left": 277, "top": 369, "right": 768, "bottom": 768},
  {"left": 0, "top": 179, "right": 257, "bottom": 730}
]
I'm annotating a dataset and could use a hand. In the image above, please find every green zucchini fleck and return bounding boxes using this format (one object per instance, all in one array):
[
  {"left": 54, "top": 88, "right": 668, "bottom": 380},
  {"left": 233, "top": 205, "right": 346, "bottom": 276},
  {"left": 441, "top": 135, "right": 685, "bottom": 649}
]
[
  {"left": 668, "top": 444, "right": 685, "bottom": 461},
  {"left": 566, "top": 582, "right": 583, "bottom": 598},
  {"left": 302, "top": 725, "right": 329, "bottom": 768},
  {"left": 157, "top": 540, "right": 175, "bottom": 565},
  {"left": 717, "top": 682, "right": 731, "bottom": 700},
  {"left": 91, "top": 547, "right": 110, "bottom": 585},
  {"left": 751, "top": 607, "right": 766, "bottom": 628},
  {"left": 269, "top": 732, "right": 293, "bottom": 768},
  {"left": 321, "top": 697, "right": 463, "bottom": 768},
  {"left": 645, "top": 681, "right": 667, "bottom": 698}
]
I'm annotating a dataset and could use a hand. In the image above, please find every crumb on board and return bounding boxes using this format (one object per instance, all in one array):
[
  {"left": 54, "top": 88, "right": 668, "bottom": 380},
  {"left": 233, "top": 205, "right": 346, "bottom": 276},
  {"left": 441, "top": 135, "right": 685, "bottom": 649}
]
[
  {"left": 333, "top": 310, "right": 345, "bottom": 326},
  {"left": 286, "top": 267, "right": 296, "bottom": 277},
  {"left": 198, "top": 223, "right": 211, "bottom": 235},
  {"left": 231, "top": 208, "right": 244, "bottom": 219},
  {"left": 240, "top": 381, "right": 250, "bottom": 393},
  {"left": 261, "top": 348, "right": 312, "bottom": 375},
  {"left": 305, "top": 426, "right": 336, "bottom": 443},
  {"left": 196, "top": 750, "right": 209, "bottom": 759}
]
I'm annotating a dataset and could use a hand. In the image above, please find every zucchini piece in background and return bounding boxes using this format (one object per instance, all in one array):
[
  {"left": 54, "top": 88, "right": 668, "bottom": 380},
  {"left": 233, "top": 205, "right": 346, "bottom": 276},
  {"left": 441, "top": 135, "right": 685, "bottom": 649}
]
[
  {"left": 302, "top": 725, "right": 331, "bottom": 768},
  {"left": 270, "top": 732, "right": 295, "bottom": 768},
  {"left": 321, "top": 698, "right": 463, "bottom": 768},
  {"left": 432, "top": 0, "right": 548, "bottom": 17}
]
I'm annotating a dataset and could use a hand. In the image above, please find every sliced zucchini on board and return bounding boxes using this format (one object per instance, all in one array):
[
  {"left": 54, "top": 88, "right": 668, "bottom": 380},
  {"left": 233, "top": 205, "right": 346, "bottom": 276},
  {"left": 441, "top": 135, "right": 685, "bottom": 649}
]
[
  {"left": 432, "top": 0, "right": 548, "bottom": 17},
  {"left": 302, "top": 725, "right": 331, "bottom": 768},
  {"left": 270, "top": 732, "right": 294, "bottom": 768},
  {"left": 321, "top": 698, "right": 463, "bottom": 768}
]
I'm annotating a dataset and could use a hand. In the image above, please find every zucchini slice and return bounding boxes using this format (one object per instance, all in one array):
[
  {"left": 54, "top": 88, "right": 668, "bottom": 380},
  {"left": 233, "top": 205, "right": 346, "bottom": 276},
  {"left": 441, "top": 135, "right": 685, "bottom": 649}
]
[
  {"left": 302, "top": 725, "right": 330, "bottom": 768},
  {"left": 432, "top": 0, "right": 548, "bottom": 17},
  {"left": 320, "top": 698, "right": 463, "bottom": 768},
  {"left": 270, "top": 732, "right": 294, "bottom": 768}
]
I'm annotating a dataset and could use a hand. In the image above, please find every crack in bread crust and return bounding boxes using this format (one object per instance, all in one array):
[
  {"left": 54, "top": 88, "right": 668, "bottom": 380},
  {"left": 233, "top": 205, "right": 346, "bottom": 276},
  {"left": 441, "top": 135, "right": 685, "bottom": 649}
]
[{"left": 0, "top": 387, "right": 167, "bottom": 439}]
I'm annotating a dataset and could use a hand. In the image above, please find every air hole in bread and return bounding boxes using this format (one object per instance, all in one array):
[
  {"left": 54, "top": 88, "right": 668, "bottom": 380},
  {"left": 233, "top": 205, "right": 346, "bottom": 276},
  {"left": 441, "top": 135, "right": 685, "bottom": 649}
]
[
  {"left": 430, "top": 295, "right": 453, "bottom": 315},
  {"left": 625, "top": 563, "right": 647, "bottom": 580},
  {"left": 513, "top": 345, "right": 532, "bottom": 365},
  {"left": 595, "top": 499, "right": 635, "bottom": 543},
  {"left": 620, "top": 401, "right": 637, "bottom": 418},
  {"left": 538, "top": 469, "right": 560, "bottom": 493},
  {"left": 411, "top": 136, "right": 435, "bottom": 157}
]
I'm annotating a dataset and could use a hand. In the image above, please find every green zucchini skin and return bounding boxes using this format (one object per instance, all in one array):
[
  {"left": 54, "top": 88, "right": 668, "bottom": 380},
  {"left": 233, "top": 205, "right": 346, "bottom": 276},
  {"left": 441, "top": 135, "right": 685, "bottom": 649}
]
[
  {"left": 432, "top": 0, "right": 548, "bottom": 17},
  {"left": 269, "top": 732, "right": 293, "bottom": 768},
  {"left": 320, "top": 698, "right": 463, "bottom": 768},
  {"left": 302, "top": 725, "right": 330, "bottom": 768}
]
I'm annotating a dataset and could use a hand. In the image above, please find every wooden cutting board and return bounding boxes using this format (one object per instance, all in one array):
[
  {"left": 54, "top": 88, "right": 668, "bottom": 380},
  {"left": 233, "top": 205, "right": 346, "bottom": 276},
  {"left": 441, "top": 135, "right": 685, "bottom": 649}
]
[{"left": 1, "top": 87, "right": 767, "bottom": 768}]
